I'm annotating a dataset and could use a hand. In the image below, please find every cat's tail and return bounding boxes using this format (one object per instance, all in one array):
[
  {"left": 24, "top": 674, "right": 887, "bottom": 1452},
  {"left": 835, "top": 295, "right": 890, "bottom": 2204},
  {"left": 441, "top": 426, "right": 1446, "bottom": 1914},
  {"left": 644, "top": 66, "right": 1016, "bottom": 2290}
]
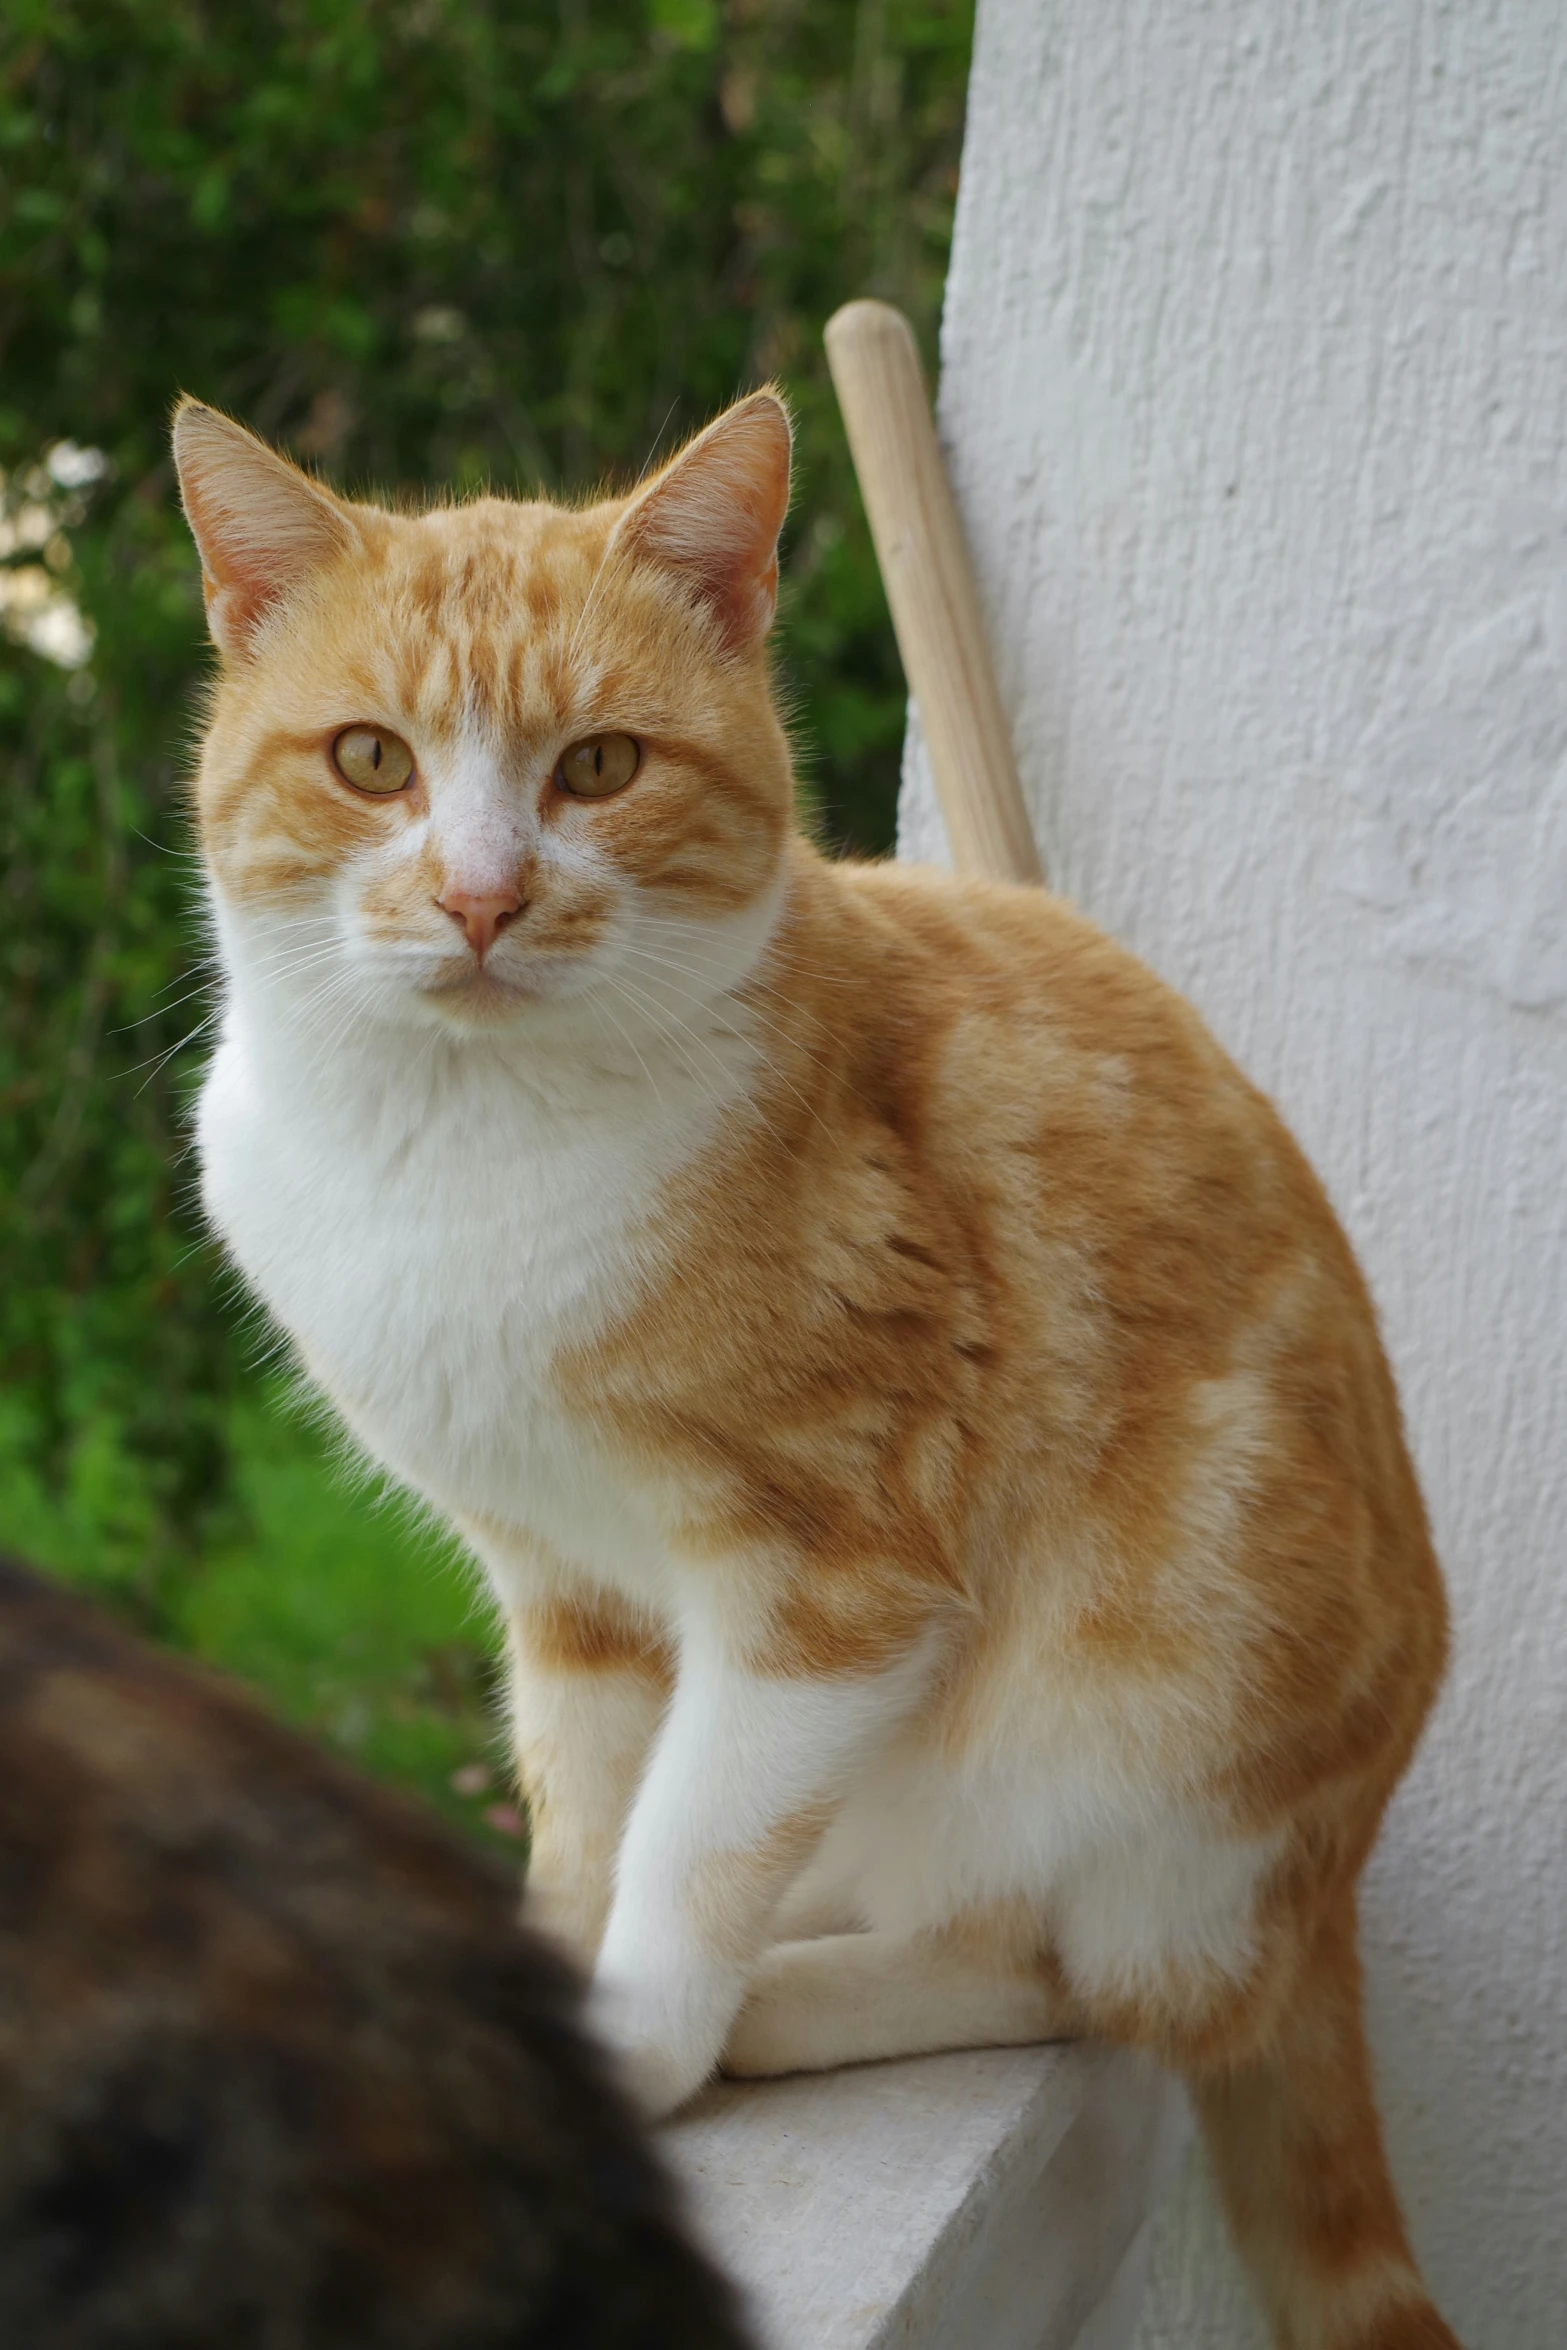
[{"left": 1191, "top": 1899, "right": 1460, "bottom": 2350}]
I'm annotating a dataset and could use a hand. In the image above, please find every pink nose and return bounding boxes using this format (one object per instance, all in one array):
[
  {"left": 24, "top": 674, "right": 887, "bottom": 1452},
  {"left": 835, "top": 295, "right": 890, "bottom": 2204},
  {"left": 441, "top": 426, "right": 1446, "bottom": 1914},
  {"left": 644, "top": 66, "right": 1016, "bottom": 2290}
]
[{"left": 439, "top": 886, "right": 523, "bottom": 960}]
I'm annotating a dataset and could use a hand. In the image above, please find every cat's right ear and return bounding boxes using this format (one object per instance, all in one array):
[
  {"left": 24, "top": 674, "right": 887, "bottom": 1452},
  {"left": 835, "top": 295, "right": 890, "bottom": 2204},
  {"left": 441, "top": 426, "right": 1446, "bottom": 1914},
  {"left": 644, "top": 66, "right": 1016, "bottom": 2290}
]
[{"left": 172, "top": 399, "right": 357, "bottom": 660}]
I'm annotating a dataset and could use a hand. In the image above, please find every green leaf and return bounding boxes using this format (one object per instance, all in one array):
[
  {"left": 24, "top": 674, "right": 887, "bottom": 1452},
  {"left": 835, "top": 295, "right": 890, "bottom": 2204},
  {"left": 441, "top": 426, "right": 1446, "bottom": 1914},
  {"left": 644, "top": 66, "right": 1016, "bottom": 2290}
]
[{"left": 650, "top": 0, "right": 720, "bottom": 53}]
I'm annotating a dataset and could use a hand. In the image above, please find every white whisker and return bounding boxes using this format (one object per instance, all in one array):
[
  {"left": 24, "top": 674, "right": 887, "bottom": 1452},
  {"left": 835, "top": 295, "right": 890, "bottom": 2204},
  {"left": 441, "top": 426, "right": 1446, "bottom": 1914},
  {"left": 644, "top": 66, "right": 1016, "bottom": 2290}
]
[
  {"left": 618, "top": 940, "right": 845, "bottom": 1059},
  {"left": 123, "top": 1010, "right": 222, "bottom": 1095},
  {"left": 611, "top": 954, "right": 831, "bottom": 1138},
  {"left": 597, "top": 974, "right": 730, "bottom": 1126},
  {"left": 583, "top": 990, "right": 666, "bottom": 1113}
]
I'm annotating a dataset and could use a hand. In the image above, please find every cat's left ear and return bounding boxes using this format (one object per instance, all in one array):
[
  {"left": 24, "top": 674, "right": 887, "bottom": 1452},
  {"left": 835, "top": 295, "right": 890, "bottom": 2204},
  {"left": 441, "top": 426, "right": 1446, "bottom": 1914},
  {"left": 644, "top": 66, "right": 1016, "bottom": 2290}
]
[
  {"left": 172, "top": 398, "right": 359, "bottom": 660},
  {"left": 613, "top": 391, "right": 792, "bottom": 653}
]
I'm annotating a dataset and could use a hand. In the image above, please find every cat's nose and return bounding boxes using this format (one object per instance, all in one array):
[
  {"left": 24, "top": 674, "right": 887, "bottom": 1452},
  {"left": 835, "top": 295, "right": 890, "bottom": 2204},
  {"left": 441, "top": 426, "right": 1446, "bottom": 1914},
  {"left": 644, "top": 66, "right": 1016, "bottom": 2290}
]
[{"left": 439, "top": 886, "right": 523, "bottom": 960}]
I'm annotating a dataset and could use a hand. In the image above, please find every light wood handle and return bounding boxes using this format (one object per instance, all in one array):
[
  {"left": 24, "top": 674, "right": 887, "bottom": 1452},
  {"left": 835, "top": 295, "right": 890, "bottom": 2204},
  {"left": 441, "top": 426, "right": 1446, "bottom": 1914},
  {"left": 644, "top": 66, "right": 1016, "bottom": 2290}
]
[{"left": 824, "top": 298, "right": 1041, "bottom": 886}]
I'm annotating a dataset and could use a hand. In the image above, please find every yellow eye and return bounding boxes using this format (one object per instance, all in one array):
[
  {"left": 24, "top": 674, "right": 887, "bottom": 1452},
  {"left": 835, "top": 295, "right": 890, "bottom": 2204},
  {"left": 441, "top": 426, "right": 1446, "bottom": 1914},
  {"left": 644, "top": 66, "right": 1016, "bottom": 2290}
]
[
  {"left": 332, "top": 726, "right": 415, "bottom": 794},
  {"left": 558, "top": 733, "right": 640, "bottom": 799}
]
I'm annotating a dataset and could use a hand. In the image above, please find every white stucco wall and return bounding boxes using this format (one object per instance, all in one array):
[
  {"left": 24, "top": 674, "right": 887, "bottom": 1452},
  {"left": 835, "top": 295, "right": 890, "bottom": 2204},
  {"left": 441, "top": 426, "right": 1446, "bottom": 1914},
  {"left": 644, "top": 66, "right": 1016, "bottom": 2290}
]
[{"left": 898, "top": 4, "right": 1567, "bottom": 2343}]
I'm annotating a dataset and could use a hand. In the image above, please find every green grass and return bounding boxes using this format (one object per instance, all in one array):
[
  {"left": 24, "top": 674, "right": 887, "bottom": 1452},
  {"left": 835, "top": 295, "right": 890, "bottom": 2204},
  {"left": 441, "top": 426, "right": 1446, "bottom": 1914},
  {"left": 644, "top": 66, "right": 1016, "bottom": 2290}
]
[{"left": 0, "top": 1391, "right": 523, "bottom": 1859}]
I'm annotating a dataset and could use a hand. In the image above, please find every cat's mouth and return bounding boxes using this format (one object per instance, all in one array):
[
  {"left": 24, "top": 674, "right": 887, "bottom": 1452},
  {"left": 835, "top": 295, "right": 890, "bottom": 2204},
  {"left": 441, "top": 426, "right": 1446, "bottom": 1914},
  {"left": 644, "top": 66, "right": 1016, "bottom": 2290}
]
[{"left": 417, "top": 958, "right": 544, "bottom": 1026}]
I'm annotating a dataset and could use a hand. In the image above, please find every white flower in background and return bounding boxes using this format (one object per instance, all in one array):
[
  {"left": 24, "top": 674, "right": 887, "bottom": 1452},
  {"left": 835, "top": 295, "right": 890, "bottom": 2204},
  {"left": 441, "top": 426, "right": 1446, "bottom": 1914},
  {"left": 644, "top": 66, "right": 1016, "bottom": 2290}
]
[
  {"left": 412, "top": 304, "right": 465, "bottom": 343},
  {"left": 46, "top": 441, "right": 110, "bottom": 491},
  {"left": 0, "top": 444, "right": 108, "bottom": 672},
  {"left": 22, "top": 593, "right": 95, "bottom": 669}
]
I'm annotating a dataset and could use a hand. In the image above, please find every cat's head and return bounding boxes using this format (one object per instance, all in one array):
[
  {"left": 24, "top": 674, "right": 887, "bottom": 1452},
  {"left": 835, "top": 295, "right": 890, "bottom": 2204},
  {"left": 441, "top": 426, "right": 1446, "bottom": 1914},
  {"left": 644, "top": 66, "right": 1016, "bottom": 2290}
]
[{"left": 173, "top": 394, "right": 795, "bottom": 1040}]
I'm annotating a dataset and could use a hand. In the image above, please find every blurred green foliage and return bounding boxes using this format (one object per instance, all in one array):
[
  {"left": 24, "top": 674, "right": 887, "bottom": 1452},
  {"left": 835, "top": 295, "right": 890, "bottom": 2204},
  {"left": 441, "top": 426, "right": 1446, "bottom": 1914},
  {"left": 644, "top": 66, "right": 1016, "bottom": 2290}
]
[{"left": 0, "top": 0, "right": 973, "bottom": 1630}]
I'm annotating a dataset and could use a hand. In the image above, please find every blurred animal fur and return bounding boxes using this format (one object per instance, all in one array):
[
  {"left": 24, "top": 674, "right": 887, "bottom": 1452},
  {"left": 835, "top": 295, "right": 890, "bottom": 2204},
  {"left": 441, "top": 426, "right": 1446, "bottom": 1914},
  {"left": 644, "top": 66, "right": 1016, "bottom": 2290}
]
[
  {"left": 172, "top": 390, "right": 1459, "bottom": 2350},
  {"left": 0, "top": 1557, "right": 747, "bottom": 2350}
]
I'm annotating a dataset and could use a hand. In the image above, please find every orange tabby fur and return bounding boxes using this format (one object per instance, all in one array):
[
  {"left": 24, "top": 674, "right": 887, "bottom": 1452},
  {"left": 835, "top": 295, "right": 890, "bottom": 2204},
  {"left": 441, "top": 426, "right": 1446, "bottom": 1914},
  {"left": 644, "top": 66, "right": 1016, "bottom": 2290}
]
[{"left": 176, "top": 390, "right": 1459, "bottom": 2350}]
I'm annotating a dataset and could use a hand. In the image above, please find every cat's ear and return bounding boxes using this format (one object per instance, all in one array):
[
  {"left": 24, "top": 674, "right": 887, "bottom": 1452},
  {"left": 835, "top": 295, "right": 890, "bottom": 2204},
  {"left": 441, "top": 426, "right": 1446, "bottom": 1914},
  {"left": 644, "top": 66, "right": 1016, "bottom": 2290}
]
[
  {"left": 613, "top": 391, "right": 792, "bottom": 652},
  {"left": 172, "top": 399, "right": 357, "bottom": 659}
]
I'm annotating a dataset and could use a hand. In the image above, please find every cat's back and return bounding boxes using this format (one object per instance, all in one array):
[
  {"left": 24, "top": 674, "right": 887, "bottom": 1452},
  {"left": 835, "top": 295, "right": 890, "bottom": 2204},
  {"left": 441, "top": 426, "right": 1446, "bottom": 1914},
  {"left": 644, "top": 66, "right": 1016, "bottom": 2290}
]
[
  {"left": 828, "top": 856, "right": 1348, "bottom": 1296},
  {"left": 809, "top": 856, "right": 1441, "bottom": 1596},
  {"left": 810, "top": 857, "right": 1446, "bottom": 1805}
]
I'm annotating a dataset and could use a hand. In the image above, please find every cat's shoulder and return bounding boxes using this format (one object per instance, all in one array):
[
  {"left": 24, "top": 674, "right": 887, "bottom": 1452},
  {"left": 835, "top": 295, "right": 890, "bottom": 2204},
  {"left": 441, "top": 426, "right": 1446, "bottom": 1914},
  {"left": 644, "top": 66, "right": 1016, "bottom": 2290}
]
[
  {"left": 809, "top": 852, "right": 1318, "bottom": 1212},
  {"left": 825, "top": 856, "right": 1225, "bottom": 1064}
]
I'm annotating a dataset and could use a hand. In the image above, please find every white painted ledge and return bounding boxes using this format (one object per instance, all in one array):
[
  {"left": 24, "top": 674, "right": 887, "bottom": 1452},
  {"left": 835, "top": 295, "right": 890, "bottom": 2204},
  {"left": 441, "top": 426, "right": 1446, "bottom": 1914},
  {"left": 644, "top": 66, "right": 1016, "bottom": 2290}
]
[{"left": 664, "top": 2045, "right": 1190, "bottom": 2350}]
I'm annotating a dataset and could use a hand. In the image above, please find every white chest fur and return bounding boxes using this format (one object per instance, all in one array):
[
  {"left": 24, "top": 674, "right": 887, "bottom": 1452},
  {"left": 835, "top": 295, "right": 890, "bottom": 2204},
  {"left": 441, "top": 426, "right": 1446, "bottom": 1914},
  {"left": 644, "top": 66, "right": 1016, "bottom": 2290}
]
[{"left": 197, "top": 998, "right": 723, "bottom": 1599}]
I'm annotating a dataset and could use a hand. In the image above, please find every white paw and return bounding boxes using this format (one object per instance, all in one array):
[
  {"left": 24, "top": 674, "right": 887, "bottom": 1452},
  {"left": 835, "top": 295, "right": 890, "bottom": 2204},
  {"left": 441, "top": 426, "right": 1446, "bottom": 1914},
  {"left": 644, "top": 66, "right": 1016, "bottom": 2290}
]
[
  {"left": 719, "top": 1942, "right": 820, "bottom": 2079},
  {"left": 607, "top": 2031, "right": 714, "bottom": 2121},
  {"left": 719, "top": 1999, "right": 793, "bottom": 2080},
  {"left": 587, "top": 1966, "right": 735, "bottom": 2120}
]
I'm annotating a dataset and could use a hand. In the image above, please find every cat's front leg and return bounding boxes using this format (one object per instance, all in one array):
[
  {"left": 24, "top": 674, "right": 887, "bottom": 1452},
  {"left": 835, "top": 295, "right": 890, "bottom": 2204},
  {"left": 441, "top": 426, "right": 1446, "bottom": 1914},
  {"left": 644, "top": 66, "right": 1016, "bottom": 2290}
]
[
  {"left": 589, "top": 1606, "right": 934, "bottom": 2118},
  {"left": 504, "top": 1594, "right": 671, "bottom": 1973}
]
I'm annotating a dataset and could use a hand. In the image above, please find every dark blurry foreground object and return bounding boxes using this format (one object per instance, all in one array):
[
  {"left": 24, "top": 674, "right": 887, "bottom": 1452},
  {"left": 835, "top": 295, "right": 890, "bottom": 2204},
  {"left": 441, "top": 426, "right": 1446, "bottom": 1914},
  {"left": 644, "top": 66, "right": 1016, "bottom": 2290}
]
[{"left": 0, "top": 1556, "right": 748, "bottom": 2350}]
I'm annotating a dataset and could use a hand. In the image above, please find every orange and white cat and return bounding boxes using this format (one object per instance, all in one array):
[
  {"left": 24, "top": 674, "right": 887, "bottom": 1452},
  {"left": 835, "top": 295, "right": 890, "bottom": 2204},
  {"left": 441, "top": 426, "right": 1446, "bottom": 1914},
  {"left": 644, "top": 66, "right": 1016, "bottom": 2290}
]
[{"left": 176, "top": 390, "right": 1458, "bottom": 2350}]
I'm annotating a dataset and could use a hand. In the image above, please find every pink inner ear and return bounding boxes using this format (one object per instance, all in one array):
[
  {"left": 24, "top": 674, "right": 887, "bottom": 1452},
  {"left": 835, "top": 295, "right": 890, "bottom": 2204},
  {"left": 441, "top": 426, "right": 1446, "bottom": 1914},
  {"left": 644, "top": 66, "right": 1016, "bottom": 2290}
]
[{"left": 620, "top": 394, "right": 793, "bottom": 652}]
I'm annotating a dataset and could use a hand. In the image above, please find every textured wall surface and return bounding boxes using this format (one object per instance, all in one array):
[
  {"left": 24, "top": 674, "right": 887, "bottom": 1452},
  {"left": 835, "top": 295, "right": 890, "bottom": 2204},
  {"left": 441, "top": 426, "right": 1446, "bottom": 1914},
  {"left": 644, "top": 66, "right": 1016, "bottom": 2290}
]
[{"left": 899, "top": 4, "right": 1567, "bottom": 2343}]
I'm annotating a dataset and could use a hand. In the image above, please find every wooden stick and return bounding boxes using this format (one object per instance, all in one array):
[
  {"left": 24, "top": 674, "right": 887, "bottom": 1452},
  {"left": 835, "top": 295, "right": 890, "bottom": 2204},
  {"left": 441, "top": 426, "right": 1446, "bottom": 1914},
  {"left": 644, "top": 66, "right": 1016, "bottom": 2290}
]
[{"left": 824, "top": 298, "right": 1042, "bottom": 886}]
